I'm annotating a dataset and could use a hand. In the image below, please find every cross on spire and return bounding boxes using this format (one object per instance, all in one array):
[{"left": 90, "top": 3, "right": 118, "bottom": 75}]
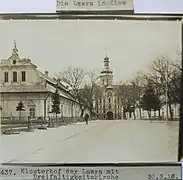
[{"left": 12, "top": 40, "right": 18, "bottom": 55}]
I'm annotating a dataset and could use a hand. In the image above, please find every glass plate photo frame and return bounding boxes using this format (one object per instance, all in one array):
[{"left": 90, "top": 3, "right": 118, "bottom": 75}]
[{"left": 0, "top": 14, "right": 182, "bottom": 165}]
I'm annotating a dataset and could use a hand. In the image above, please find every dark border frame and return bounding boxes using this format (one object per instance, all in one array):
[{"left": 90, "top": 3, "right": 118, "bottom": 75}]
[
  {"left": 1, "top": 162, "right": 182, "bottom": 167},
  {"left": 0, "top": 13, "right": 182, "bottom": 20},
  {"left": 0, "top": 13, "right": 182, "bottom": 165},
  {"left": 178, "top": 21, "right": 183, "bottom": 162}
]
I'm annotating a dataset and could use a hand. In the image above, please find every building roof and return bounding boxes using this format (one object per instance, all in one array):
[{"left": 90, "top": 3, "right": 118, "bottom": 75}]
[{"left": 0, "top": 42, "right": 77, "bottom": 103}]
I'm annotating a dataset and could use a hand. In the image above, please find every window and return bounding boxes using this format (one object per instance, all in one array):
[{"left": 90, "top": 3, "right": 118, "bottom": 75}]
[
  {"left": 4, "top": 72, "right": 8, "bottom": 82},
  {"left": 30, "top": 108, "right": 35, "bottom": 118},
  {"left": 107, "top": 92, "right": 112, "bottom": 97},
  {"left": 109, "top": 98, "right": 111, "bottom": 103},
  {"left": 13, "top": 60, "right": 16, "bottom": 64},
  {"left": 12, "top": 71, "right": 17, "bottom": 82},
  {"left": 107, "top": 79, "right": 109, "bottom": 84},
  {"left": 13, "top": 60, "right": 17, "bottom": 64},
  {"left": 21, "top": 71, "right": 26, "bottom": 82}
]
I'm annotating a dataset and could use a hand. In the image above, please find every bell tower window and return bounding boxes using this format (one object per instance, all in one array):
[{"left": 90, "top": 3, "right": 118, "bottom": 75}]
[{"left": 109, "top": 98, "right": 111, "bottom": 103}]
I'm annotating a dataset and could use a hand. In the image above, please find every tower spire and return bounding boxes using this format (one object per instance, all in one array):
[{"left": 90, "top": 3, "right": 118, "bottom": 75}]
[
  {"left": 12, "top": 40, "right": 18, "bottom": 56},
  {"left": 100, "top": 54, "right": 113, "bottom": 86}
]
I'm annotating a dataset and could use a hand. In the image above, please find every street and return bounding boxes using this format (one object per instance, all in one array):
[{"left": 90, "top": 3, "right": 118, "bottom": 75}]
[{"left": 0, "top": 120, "right": 179, "bottom": 163}]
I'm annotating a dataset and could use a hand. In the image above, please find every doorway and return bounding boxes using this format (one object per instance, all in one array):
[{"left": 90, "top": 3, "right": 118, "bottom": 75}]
[{"left": 107, "top": 111, "right": 113, "bottom": 120}]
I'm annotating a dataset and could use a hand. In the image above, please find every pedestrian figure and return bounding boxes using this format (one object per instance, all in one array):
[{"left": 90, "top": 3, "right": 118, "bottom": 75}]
[{"left": 85, "top": 113, "right": 89, "bottom": 125}]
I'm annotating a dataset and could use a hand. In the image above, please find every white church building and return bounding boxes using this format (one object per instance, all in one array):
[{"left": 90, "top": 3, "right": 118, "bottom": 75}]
[{"left": 0, "top": 42, "right": 89, "bottom": 120}]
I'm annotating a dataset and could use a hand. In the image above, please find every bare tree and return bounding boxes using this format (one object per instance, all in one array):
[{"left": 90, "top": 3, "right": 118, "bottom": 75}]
[
  {"left": 116, "top": 71, "right": 148, "bottom": 120},
  {"left": 79, "top": 69, "right": 99, "bottom": 119},
  {"left": 130, "top": 71, "right": 149, "bottom": 119},
  {"left": 57, "top": 67, "right": 88, "bottom": 117},
  {"left": 57, "top": 67, "right": 99, "bottom": 118},
  {"left": 150, "top": 55, "right": 181, "bottom": 120}
]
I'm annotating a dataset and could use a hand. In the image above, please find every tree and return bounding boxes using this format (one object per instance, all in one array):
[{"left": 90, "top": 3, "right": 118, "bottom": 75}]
[
  {"left": 147, "top": 74, "right": 165, "bottom": 118},
  {"left": 150, "top": 55, "right": 181, "bottom": 120},
  {"left": 79, "top": 69, "right": 100, "bottom": 119},
  {"left": 50, "top": 88, "right": 61, "bottom": 124},
  {"left": 116, "top": 83, "right": 131, "bottom": 119},
  {"left": 141, "top": 81, "right": 161, "bottom": 120},
  {"left": 16, "top": 101, "right": 25, "bottom": 120},
  {"left": 79, "top": 84, "right": 94, "bottom": 118},
  {"left": 92, "top": 84, "right": 103, "bottom": 119},
  {"left": 116, "top": 77, "right": 146, "bottom": 120},
  {"left": 57, "top": 67, "right": 97, "bottom": 118}
]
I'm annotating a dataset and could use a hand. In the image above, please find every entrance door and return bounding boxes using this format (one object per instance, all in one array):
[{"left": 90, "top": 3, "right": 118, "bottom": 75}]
[{"left": 107, "top": 111, "right": 113, "bottom": 120}]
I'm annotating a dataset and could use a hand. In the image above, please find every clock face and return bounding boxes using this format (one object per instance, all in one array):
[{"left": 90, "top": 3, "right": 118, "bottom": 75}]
[{"left": 13, "top": 60, "right": 16, "bottom": 64}]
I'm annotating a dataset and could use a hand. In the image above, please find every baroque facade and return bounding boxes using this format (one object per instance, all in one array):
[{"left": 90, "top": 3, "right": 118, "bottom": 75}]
[
  {"left": 93, "top": 56, "right": 180, "bottom": 120},
  {"left": 0, "top": 42, "right": 89, "bottom": 119},
  {"left": 94, "top": 56, "right": 122, "bottom": 120}
]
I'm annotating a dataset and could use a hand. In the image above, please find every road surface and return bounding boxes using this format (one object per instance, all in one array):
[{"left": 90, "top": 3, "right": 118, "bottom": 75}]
[{"left": 0, "top": 120, "right": 179, "bottom": 163}]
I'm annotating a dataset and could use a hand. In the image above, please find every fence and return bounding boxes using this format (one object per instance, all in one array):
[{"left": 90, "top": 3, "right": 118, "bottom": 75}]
[
  {"left": 0, "top": 116, "right": 88, "bottom": 134},
  {"left": 1, "top": 116, "right": 85, "bottom": 124}
]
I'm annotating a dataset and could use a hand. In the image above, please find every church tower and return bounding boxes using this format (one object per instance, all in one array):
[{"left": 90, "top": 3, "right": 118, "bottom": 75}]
[{"left": 100, "top": 55, "right": 113, "bottom": 86}]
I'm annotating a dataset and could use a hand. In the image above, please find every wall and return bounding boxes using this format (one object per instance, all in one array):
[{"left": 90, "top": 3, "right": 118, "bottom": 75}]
[{"left": 1, "top": 92, "right": 46, "bottom": 117}]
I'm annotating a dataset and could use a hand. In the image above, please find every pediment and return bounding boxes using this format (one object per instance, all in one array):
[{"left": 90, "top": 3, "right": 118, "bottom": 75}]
[
  {"left": 7, "top": 54, "right": 21, "bottom": 64},
  {"left": 0, "top": 56, "right": 37, "bottom": 68},
  {"left": 0, "top": 41, "right": 37, "bottom": 68}
]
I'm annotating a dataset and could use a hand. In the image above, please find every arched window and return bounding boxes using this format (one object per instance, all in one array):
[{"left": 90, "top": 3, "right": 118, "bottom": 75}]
[{"left": 109, "top": 98, "right": 111, "bottom": 103}]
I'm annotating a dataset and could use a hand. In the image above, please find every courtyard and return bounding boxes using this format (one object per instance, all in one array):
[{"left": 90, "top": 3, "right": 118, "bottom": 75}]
[{"left": 0, "top": 119, "right": 179, "bottom": 163}]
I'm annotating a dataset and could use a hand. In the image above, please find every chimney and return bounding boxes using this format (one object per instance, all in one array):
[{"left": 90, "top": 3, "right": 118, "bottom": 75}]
[{"left": 45, "top": 71, "right": 48, "bottom": 76}]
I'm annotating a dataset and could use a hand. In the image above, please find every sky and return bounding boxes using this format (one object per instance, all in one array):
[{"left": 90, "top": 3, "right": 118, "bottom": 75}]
[
  {"left": 0, "top": 0, "right": 183, "bottom": 13},
  {"left": 0, "top": 20, "right": 181, "bottom": 84}
]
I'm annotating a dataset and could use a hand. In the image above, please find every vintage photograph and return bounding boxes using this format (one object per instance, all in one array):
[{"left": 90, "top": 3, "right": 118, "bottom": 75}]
[{"left": 0, "top": 19, "right": 181, "bottom": 163}]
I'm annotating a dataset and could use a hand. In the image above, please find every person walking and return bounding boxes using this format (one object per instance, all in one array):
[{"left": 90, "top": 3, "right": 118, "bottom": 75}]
[{"left": 85, "top": 113, "right": 89, "bottom": 125}]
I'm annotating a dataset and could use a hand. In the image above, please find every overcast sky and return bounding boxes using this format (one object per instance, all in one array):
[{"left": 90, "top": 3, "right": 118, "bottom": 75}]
[{"left": 0, "top": 20, "right": 181, "bottom": 83}]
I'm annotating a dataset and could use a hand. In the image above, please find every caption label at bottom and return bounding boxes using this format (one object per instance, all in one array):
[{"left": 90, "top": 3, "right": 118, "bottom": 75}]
[{"left": 0, "top": 165, "right": 181, "bottom": 180}]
